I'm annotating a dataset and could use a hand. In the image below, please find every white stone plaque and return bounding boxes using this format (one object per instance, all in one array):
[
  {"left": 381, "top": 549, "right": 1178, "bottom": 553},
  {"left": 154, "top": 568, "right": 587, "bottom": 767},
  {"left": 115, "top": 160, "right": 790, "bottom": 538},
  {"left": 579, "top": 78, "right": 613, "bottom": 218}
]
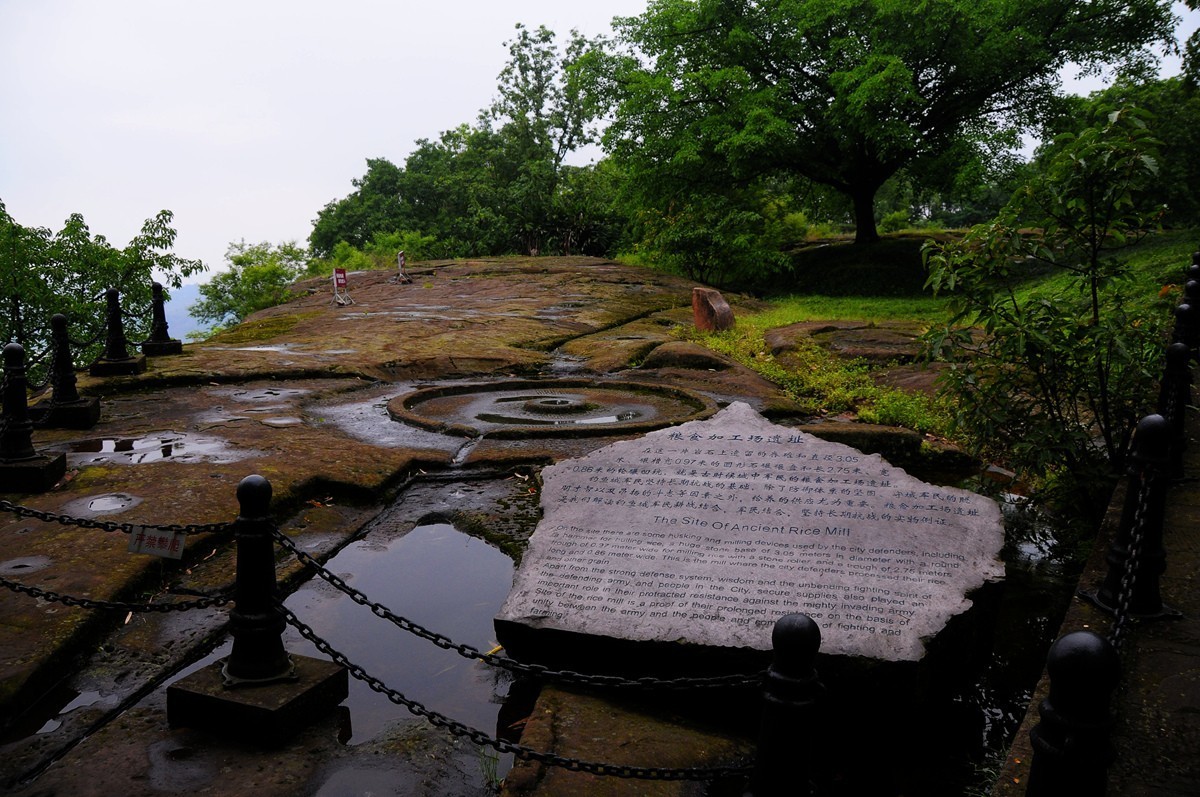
[{"left": 496, "top": 402, "right": 1004, "bottom": 661}]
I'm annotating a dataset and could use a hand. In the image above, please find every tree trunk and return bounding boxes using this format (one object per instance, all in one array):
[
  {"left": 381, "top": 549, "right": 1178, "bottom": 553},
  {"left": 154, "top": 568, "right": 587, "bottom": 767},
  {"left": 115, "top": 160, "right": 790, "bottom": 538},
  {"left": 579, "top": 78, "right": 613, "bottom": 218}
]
[{"left": 851, "top": 188, "right": 880, "bottom": 244}]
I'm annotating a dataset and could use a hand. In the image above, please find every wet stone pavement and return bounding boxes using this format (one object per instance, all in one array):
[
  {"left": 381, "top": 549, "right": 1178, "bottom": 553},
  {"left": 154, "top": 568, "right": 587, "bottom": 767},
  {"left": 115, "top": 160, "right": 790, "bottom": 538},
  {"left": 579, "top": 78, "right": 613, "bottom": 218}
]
[
  {"left": 2, "top": 256, "right": 1163, "bottom": 796},
  {"left": 0, "top": 259, "right": 793, "bottom": 796}
]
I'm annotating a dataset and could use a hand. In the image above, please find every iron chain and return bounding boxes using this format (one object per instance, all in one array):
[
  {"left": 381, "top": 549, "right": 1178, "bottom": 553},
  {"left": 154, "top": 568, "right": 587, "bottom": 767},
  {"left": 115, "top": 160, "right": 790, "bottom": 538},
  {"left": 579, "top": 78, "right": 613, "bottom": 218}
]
[
  {"left": 273, "top": 529, "right": 763, "bottom": 691},
  {"left": 0, "top": 499, "right": 230, "bottom": 537},
  {"left": 282, "top": 605, "right": 752, "bottom": 782},
  {"left": 0, "top": 574, "right": 231, "bottom": 612},
  {"left": 1108, "top": 470, "right": 1153, "bottom": 651}
]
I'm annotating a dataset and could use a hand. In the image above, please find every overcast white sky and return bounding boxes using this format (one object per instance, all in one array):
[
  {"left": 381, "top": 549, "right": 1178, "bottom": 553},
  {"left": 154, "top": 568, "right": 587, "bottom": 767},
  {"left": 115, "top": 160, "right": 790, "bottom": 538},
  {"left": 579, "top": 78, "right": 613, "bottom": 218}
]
[{"left": 2, "top": 1, "right": 1196, "bottom": 285}]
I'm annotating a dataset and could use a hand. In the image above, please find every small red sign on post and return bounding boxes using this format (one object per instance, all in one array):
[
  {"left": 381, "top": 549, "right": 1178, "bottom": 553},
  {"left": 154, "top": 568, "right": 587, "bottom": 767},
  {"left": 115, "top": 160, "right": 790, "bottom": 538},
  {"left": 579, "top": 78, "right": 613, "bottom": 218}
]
[
  {"left": 127, "top": 525, "right": 185, "bottom": 560},
  {"left": 331, "top": 268, "right": 354, "bottom": 305}
]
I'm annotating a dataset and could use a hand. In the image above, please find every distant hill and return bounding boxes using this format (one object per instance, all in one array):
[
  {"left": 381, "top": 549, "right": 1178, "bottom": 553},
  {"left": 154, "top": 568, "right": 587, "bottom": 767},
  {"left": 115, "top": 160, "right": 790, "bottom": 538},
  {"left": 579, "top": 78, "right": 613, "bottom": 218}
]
[{"left": 163, "top": 283, "right": 204, "bottom": 340}]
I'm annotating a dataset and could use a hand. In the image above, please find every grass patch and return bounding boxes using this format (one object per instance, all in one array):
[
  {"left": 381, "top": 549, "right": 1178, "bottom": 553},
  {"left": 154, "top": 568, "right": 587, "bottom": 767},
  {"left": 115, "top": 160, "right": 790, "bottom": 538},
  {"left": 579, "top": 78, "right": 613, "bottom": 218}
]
[
  {"left": 683, "top": 303, "right": 952, "bottom": 435},
  {"left": 743, "top": 293, "right": 952, "bottom": 324},
  {"left": 207, "top": 313, "right": 303, "bottom": 344},
  {"left": 1008, "top": 229, "right": 1196, "bottom": 306}
]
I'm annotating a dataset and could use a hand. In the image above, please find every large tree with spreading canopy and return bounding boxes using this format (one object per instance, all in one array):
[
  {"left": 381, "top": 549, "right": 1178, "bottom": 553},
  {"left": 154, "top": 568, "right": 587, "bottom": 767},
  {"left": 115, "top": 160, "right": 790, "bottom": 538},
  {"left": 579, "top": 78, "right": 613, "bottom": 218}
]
[{"left": 594, "top": 0, "right": 1177, "bottom": 243}]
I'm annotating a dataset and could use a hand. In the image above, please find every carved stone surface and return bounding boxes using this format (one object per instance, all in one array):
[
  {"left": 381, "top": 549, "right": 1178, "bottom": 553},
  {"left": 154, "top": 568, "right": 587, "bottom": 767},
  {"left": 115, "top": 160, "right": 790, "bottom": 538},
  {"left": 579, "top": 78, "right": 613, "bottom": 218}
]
[
  {"left": 692, "top": 287, "right": 734, "bottom": 332},
  {"left": 496, "top": 402, "right": 1004, "bottom": 662}
]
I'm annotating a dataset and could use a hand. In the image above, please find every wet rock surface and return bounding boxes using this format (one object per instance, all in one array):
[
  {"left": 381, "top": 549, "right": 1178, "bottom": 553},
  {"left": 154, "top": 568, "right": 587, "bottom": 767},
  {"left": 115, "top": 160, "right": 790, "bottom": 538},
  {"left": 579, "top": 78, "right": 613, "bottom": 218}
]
[{"left": 0, "top": 257, "right": 966, "bottom": 795}]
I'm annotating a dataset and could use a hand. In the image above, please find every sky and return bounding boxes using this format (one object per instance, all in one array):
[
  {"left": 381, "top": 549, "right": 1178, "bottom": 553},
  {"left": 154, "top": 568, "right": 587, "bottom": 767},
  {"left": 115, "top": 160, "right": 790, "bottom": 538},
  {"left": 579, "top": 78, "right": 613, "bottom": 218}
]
[
  {"left": 0, "top": 0, "right": 645, "bottom": 283},
  {"left": 2, "top": 1, "right": 1197, "bottom": 286}
]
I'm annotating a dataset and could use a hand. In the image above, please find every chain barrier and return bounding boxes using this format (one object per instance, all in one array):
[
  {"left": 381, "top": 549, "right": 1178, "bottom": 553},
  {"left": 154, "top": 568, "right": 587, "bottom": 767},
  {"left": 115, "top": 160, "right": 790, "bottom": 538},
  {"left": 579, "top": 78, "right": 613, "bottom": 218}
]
[
  {"left": 0, "top": 499, "right": 231, "bottom": 537},
  {"left": 1107, "top": 471, "right": 1153, "bottom": 652},
  {"left": 0, "top": 366, "right": 8, "bottom": 442},
  {"left": 272, "top": 529, "right": 763, "bottom": 691},
  {"left": 281, "top": 604, "right": 752, "bottom": 782},
  {"left": 0, "top": 573, "right": 231, "bottom": 612}
]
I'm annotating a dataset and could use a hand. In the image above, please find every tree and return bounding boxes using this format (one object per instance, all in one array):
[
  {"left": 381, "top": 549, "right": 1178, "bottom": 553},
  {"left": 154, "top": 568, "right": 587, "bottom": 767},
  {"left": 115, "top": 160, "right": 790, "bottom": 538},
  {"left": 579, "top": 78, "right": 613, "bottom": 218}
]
[
  {"left": 1, "top": 201, "right": 204, "bottom": 379},
  {"left": 595, "top": 0, "right": 1176, "bottom": 244},
  {"left": 924, "top": 108, "right": 1167, "bottom": 514},
  {"left": 309, "top": 24, "right": 610, "bottom": 260},
  {"left": 1041, "top": 77, "right": 1200, "bottom": 226},
  {"left": 309, "top": 158, "right": 407, "bottom": 258},
  {"left": 484, "top": 24, "right": 602, "bottom": 255},
  {"left": 190, "top": 241, "right": 307, "bottom": 331}
]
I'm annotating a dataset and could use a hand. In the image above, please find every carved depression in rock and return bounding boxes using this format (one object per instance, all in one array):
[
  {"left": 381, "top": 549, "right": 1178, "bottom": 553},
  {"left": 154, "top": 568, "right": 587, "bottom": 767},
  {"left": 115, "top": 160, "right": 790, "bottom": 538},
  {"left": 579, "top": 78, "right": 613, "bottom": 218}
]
[{"left": 387, "top": 378, "right": 719, "bottom": 438}]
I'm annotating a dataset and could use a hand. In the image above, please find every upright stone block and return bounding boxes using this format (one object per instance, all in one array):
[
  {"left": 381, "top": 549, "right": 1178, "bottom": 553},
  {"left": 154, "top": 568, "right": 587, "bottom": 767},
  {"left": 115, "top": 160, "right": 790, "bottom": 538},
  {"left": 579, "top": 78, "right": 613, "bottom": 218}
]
[
  {"left": 692, "top": 287, "right": 735, "bottom": 332},
  {"left": 167, "top": 654, "right": 348, "bottom": 745}
]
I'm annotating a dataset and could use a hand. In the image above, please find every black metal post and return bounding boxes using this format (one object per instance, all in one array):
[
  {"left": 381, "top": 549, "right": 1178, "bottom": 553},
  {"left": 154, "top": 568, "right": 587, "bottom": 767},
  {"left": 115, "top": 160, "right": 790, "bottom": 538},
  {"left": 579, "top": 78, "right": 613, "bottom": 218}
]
[
  {"left": 149, "top": 283, "right": 170, "bottom": 342},
  {"left": 101, "top": 288, "right": 130, "bottom": 361},
  {"left": 1, "top": 343, "right": 37, "bottom": 461},
  {"left": 1157, "top": 342, "right": 1192, "bottom": 479},
  {"left": 1174, "top": 302, "right": 1200, "bottom": 359},
  {"left": 141, "top": 282, "right": 183, "bottom": 355},
  {"left": 1026, "top": 630, "right": 1119, "bottom": 797},
  {"left": 49, "top": 314, "right": 81, "bottom": 404},
  {"left": 223, "top": 474, "right": 294, "bottom": 685},
  {"left": 744, "top": 613, "right": 824, "bottom": 797},
  {"left": 1185, "top": 278, "right": 1200, "bottom": 304},
  {"left": 1090, "top": 415, "right": 1171, "bottom": 617}
]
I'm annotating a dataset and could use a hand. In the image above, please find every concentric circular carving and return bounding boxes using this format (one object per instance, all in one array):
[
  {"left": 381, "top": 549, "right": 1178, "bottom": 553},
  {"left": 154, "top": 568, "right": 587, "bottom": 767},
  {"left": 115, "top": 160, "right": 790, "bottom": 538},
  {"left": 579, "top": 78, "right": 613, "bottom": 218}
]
[{"left": 387, "top": 379, "right": 718, "bottom": 438}]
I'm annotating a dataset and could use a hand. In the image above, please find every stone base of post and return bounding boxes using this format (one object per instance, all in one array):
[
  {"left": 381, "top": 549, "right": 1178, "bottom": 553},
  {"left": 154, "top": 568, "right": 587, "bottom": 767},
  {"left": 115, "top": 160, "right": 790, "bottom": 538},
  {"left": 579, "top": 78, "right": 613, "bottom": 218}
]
[
  {"left": 90, "top": 355, "right": 147, "bottom": 376},
  {"left": 141, "top": 339, "right": 183, "bottom": 356},
  {"left": 0, "top": 452, "right": 66, "bottom": 493},
  {"left": 167, "top": 654, "right": 348, "bottom": 745},
  {"left": 30, "top": 397, "right": 102, "bottom": 430}
]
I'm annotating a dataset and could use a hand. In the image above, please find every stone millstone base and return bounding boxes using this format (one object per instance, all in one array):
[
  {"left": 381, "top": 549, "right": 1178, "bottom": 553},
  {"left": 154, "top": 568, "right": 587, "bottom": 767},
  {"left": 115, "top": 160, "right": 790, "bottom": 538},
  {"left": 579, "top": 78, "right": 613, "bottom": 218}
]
[
  {"left": 167, "top": 655, "right": 348, "bottom": 745},
  {"left": 30, "top": 397, "right": 102, "bottom": 430},
  {"left": 0, "top": 452, "right": 67, "bottom": 493},
  {"left": 90, "top": 354, "right": 147, "bottom": 376},
  {"left": 141, "top": 339, "right": 183, "bottom": 356}
]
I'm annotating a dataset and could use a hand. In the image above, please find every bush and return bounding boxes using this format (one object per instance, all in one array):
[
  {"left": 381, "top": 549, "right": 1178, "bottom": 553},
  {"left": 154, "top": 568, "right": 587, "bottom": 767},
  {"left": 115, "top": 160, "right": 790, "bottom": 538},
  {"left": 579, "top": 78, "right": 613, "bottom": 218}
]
[
  {"left": 878, "top": 210, "right": 910, "bottom": 234},
  {"left": 923, "top": 107, "right": 1168, "bottom": 516}
]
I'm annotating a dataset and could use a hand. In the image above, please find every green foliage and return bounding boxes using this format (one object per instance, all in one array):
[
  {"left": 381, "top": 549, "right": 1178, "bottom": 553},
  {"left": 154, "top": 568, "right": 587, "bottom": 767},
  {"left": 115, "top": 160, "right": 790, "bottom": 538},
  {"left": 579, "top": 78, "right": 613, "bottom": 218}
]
[
  {"left": 634, "top": 192, "right": 789, "bottom": 287},
  {"left": 189, "top": 240, "right": 307, "bottom": 331},
  {"left": 686, "top": 309, "right": 950, "bottom": 435},
  {"left": 365, "top": 230, "right": 440, "bottom": 263},
  {"left": 309, "top": 25, "right": 623, "bottom": 261},
  {"left": 309, "top": 158, "right": 406, "bottom": 258},
  {"left": 1043, "top": 77, "right": 1200, "bottom": 227},
  {"left": 305, "top": 230, "right": 443, "bottom": 278},
  {"left": 596, "top": 0, "right": 1175, "bottom": 244},
  {"left": 924, "top": 108, "right": 1171, "bottom": 513},
  {"left": 1, "top": 200, "right": 205, "bottom": 379},
  {"left": 878, "top": 210, "right": 910, "bottom": 234}
]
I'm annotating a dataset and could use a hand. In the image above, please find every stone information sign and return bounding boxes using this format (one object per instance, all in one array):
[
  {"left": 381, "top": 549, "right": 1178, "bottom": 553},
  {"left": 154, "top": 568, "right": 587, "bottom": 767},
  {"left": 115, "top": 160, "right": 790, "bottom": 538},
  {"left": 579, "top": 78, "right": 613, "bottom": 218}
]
[{"left": 496, "top": 402, "right": 1004, "bottom": 661}]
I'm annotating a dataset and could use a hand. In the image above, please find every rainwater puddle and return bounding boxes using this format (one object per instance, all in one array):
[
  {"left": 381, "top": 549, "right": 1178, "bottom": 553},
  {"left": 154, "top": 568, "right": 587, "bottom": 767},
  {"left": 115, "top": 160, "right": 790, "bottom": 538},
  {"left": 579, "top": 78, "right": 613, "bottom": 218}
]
[
  {"left": 313, "top": 388, "right": 462, "bottom": 454},
  {"left": 0, "top": 687, "right": 119, "bottom": 743},
  {"left": 0, "top": 556, "right": 52, "bottom": 575},
  {"left": 57, "top": 433, "right": 254, "bottom": 465},
  {"left": 287, "top": 522, "right": 516, "bottom": 741},
  {"left": 210, "top": 344, "right": 309, "bottom": 354},
  {"left": 171, "top": 522, "right": 515, "bottom": 747},
  {"left": 87, "top": 494, "right": 140, "bottom": 512},
  {"left": 260, "top": 417, "right": 303, "bottom": 428},
  {"left": 475, "top": 411, "right": 637, "bottom": 426}
]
